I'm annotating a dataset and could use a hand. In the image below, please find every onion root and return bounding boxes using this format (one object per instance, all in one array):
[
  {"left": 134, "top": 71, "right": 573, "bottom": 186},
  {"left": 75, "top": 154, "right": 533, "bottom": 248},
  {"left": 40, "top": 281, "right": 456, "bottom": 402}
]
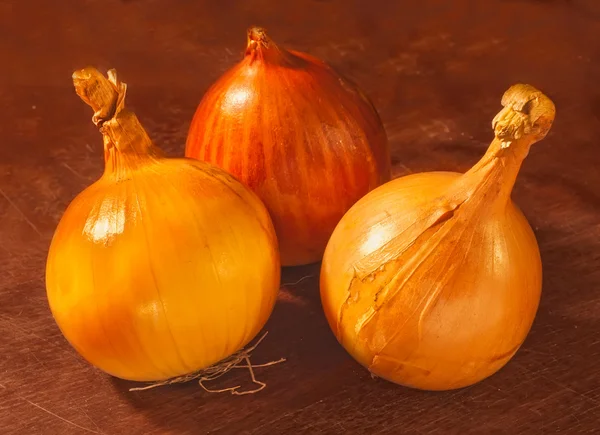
[{"left": 128, "top": 332, "right": 285, "bottom": 395}]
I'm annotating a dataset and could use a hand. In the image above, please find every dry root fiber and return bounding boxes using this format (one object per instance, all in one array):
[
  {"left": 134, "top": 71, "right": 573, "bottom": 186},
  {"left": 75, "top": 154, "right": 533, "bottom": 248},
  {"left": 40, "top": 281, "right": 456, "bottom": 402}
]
[{"left": 129, "top": 332, "right": 285, "bottom": 395}]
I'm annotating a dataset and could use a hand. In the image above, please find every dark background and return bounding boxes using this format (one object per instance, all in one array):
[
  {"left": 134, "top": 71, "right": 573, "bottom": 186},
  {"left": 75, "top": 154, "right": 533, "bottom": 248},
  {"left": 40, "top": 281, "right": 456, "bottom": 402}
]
[{"left": 1, "top": 0, "right": 600, "bottom": 433}]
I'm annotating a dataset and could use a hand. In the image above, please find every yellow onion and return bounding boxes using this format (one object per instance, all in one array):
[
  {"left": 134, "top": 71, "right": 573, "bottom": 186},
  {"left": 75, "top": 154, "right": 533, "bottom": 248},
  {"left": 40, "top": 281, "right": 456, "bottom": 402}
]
[
  {"left": 186, "top": 27, "right": 391, "bottom": 266},
  {"left": 320, "top": 84, "right": 555, "bottom": 391},
  {"left": 46, "top": 67, "right": 280, "bottom": 382}
]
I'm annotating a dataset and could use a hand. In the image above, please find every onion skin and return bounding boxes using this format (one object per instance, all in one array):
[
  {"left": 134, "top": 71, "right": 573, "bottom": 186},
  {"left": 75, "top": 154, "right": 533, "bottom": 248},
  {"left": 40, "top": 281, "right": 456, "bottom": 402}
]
[
  {"left": 46, "top": 68, "right": 280, "bottom": 382},
  {"left": 320, "top": 85, "right": 555, "bottom": 391},
  {"left": 186, "top": 27, "right": 391, "bottom": 266}
]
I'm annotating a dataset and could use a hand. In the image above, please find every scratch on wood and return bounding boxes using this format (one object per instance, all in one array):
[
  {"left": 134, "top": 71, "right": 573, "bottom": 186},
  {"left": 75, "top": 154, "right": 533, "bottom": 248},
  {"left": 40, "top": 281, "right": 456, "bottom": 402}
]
[
  {"left": 542, "top": 375, "right": 600, "bottom": 406},
  {"left": 78, "top": 407, "right": 103, "bottom": 434},
  {"left": 397, "top": 163, "right": 413, "bottom": 174},
  {"left": 61, "top": 162, "right": 86, "bottom": 179},
  {"left": 25, "top": 399, "right": 103, "bottom": 434},
  {"left": 0, "top": 187, "right": 42, "bottom": 236},
  {"left": 0, "top": 384, "right": 103, "bottom": 434},
  {"left": 0, "top": 277, "right": 44, "bottom": 293},
  {"left": 0, "top": 316, "right": 83, "bottom": 364},
  {"left": 30, "top": 352, "right": 45, "bottom": 367}
]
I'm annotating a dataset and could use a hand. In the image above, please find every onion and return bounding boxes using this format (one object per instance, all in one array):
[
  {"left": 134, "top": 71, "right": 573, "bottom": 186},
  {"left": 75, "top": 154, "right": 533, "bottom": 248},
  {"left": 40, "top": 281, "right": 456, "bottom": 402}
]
[
  {"left": 320, "top": 84, "right": 555, "bottom": 391},
  {"left": 186, "top": 27, "right": 391, "bottom": 266},
  {"left": 46, "top": 67, "right": 280, "bottom": 382}
]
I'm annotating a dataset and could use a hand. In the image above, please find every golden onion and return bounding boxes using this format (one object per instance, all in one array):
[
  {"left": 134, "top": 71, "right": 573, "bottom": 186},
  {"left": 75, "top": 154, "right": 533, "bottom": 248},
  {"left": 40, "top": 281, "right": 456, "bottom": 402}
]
[
  {"left": 46, "top": 67, "right": 280, "bottom": 382},
  {"left": 320, "top": 84, "right": 555, "bottom": 391}
]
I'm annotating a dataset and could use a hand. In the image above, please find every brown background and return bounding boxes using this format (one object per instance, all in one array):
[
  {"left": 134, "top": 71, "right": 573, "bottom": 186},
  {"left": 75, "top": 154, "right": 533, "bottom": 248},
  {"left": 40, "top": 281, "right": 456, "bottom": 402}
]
[{"left": 2, "top": 0, "right": 600, "bottom": 433}]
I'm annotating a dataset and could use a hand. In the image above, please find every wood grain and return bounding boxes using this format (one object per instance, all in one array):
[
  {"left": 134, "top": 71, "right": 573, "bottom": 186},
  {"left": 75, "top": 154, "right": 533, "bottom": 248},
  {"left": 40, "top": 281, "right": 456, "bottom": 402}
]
[{"left": 1, "top": 0, "right": 600, "bottom": 433}]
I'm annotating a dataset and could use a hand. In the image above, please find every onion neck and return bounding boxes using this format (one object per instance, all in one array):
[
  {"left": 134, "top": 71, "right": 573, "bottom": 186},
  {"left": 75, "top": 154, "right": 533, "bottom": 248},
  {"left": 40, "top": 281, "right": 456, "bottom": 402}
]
[
  {"left": 244, "top": 26, "right": 304, "bottom": 67},
  {"left": 72, "top": 67, "right": 162, "bottom": 179},
  {"left": 100, "top": 111, "right": 161, "bottom": 177},
  {"left": 451, "top": 84, "right": 556, "bottom": 211},
  {"left": 460, "top": 137, "right": 534, "bottom": 210}
]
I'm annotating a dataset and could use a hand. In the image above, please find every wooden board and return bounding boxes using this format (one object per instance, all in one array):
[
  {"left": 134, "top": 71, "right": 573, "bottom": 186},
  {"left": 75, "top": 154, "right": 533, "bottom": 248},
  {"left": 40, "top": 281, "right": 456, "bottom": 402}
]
[{"left": 1, "top": 0, "right": 599, "bottom": 433}]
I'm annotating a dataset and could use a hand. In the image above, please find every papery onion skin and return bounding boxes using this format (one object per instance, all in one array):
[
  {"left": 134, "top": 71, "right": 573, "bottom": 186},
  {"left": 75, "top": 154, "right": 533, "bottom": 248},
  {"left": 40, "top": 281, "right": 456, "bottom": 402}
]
[
  {"left": 185, "top": 27, "right": 391, "bottom": 266},
  {"left": 46, "top": 68, "right": 280, "bottom": 382},
  {"left": 320, "top": 84, "right": 555, "bottom": 391}
]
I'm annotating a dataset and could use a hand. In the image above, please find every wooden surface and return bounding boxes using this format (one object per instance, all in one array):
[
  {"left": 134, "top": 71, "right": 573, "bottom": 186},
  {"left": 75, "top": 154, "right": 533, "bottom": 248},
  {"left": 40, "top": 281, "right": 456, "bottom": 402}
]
[{"left": 1, "top": 0, "right": 600, "bottom": 433}]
